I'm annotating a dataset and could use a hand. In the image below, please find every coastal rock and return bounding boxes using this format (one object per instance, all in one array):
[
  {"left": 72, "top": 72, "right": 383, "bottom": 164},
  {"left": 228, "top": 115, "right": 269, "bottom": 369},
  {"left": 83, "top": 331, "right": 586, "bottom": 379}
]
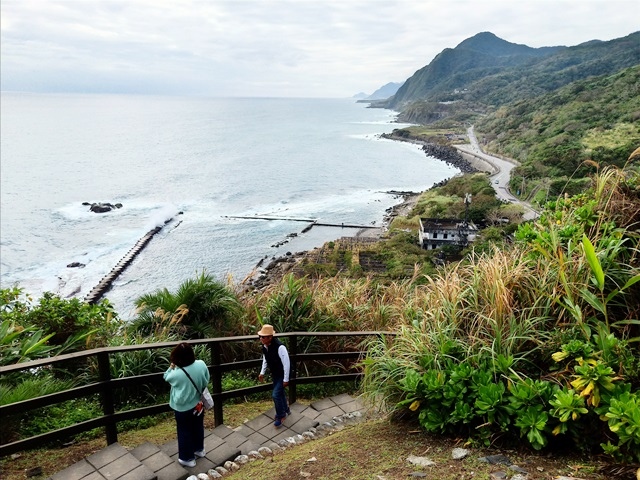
[
  {"left": 380, "top": 133, "right": 477, "bottom": 174},
  {"left": 86, "top": 202, "right": 123, "bottom": 213},
  {"left": 421, "top": 143, "right": 477, "bottom": 173}
]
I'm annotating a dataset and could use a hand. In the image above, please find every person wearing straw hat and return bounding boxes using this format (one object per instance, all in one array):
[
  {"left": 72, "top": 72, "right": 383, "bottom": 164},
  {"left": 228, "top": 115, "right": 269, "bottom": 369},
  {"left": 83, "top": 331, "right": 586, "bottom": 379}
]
[{"left": 257, "top": 324, "right": 291, "bottom": 427}]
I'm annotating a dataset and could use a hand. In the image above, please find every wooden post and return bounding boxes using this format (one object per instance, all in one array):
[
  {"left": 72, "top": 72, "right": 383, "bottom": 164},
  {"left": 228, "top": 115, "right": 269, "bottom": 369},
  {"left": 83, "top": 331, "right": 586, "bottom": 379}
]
[
  {"left": 211, "top": 342, "right": 224, "bottom": 426},
  {"left": 97, "top": 351, "right": 117, "bottom": 445},
  {"left": 289, "top": 334, "right": 297, "bottom": 405}
]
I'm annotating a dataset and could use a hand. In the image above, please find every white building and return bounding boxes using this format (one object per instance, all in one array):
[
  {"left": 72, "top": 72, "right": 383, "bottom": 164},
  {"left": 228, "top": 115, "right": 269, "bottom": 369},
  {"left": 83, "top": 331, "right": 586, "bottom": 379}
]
[{"left": 418, "top": 218, "right": 478, "bottom": 250}]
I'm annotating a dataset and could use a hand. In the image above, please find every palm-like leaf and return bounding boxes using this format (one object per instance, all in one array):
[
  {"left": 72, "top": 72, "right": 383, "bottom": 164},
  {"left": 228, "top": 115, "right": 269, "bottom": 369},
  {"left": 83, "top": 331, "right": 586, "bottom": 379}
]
[{"left": 131, "top": 271, "right": 241, "bottom": 339}]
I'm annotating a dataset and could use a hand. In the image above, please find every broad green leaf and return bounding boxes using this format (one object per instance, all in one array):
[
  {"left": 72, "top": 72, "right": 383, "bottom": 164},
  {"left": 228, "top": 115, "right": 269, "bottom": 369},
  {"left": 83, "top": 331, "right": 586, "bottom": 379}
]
[{"left": 582, "top": 235, "right": 604, "bottom": 291}]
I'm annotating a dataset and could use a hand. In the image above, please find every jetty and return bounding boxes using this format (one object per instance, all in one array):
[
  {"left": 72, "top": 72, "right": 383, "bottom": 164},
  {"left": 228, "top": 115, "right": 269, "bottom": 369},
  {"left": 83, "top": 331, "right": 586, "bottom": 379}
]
[
  {"left": 223, "top": 215, "right": 316, "bottom": 222},
  {"left": 223, "top": 215, "right": 377, "bottom": 230},
  {"left": 84, "top": 226, "right": 163, "bottom": 304}
]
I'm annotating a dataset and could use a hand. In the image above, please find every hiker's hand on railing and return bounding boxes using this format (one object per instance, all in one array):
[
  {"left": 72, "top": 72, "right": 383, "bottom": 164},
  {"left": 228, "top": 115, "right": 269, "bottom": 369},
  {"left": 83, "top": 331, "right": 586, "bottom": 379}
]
[
  {"left": 258, "top": 374, "right": 264, "bottom": 383},
  {"left": 284, "top": 382, "right": 289, "bottom": 387}
]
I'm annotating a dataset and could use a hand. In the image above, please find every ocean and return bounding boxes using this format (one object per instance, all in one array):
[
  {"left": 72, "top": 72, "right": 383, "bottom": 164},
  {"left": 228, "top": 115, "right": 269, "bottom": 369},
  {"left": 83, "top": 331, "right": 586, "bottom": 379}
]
[{"left": 0, "top": 93, "right": 458, "bottom": 318}]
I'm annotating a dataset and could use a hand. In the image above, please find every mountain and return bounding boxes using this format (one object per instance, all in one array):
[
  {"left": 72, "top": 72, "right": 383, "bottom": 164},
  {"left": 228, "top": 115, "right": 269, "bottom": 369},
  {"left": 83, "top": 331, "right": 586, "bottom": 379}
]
[
  {"left": 367, "top": 82, "right": 404, "bottom": 100},
  {"left": 352, "top": 92, "right": 369, "bottom": 100},
  {"left": 385, "top": 31, "right": 640, "bottom": 124},
  {"left": 388, "top": 32, "right": 564, "bottom": 109}
]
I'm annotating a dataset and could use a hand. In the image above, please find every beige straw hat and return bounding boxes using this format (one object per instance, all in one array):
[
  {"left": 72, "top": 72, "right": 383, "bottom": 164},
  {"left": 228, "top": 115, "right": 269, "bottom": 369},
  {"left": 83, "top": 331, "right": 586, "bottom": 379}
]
[{"left": 257, "top": 324, "right": 275, "bottom": 336}]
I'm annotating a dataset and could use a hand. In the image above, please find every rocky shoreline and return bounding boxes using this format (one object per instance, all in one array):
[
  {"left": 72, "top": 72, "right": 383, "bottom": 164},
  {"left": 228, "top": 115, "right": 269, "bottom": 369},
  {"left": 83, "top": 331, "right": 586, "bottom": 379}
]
[
  {"left": 380, "top": 131, "right": 479, "bottom": 173},
  {"left": 241, "top": 135, "right": 469, "bottom": 292},
  {"left": 240, "top": 191, "right": 415, "bottom": 292}
]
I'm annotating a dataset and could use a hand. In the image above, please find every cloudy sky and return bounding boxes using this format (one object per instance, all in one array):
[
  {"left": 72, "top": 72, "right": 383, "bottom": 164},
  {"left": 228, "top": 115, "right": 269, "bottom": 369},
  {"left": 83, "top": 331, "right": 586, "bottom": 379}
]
[{"left": 1, "top": 0, "right": 637, "bottom": 98}]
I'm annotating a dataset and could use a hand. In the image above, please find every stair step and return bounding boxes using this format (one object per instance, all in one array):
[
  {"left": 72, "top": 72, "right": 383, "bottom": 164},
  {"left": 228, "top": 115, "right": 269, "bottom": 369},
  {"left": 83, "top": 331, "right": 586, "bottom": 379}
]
[
  {"left": 131, "top": 442, "right": 189, "bottom": 480},
  {"left": 49, "top": 443, "right": 157, "bottom": 480},
  {"left": 160, "top": 429, "right": 241, "bottom": 476},
  {"left": 47, "top": 394, "right": 370, "bottom": 480}
]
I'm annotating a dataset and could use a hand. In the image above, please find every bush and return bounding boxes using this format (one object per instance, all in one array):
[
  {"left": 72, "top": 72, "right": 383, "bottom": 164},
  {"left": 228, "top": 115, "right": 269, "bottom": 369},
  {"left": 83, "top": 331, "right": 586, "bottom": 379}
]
[
  {"left": 362, "top": 167, "right": 640, "bottom": 461},
  {"left": 131, "top": 271, "right": 242, "bottom": 339}
]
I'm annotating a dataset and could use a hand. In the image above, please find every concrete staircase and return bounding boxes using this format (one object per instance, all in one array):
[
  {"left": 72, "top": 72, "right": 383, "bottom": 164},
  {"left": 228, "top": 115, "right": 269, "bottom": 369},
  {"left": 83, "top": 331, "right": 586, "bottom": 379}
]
[{"left": 47, "top": 394, "right": 368, "bottom": 480}]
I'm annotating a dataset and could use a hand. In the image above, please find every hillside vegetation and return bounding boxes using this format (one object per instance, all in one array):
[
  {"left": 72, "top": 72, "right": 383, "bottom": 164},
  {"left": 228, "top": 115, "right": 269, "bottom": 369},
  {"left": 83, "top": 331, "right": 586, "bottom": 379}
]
[
  {"left": 476, "top": 65, "right": 640, "bottom": 176},
  {"left": 383, "top": 34, "right": 639, "bottom": 207},
  {"left": 384, "top": 31, "right": 639, "bottom": 125}
]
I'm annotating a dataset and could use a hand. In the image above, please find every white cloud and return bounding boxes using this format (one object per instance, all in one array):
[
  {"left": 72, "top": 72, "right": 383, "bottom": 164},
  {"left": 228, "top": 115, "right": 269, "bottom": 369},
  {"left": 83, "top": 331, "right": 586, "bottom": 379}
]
[{"left": 1, "top": 0, "right": 637, "bottom": 97}]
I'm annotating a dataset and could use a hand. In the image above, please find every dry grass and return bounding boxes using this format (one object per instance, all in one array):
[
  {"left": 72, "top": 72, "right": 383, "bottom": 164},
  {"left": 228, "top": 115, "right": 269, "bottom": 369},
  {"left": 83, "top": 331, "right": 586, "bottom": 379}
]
[{"left": 582, "top": 123, "right": 639, "bottom": 151}]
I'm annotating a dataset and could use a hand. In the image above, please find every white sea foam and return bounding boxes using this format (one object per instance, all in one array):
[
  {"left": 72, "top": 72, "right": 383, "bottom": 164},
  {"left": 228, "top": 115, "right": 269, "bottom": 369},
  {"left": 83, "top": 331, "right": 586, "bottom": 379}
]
[{"left": 142, "top": 203, "right": 182, "bottom": 231}]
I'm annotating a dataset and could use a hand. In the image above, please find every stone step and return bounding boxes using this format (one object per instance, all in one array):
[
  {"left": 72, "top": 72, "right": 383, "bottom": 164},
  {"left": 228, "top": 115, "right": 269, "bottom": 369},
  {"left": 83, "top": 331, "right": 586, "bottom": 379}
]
[
  {"left": 49, "top": 443, "right": 157, "bottom": 480},
  {"left": 46, "top": 394, "right": 371, "bottom": 480},
  {"left": 131, "top": 443, "right": 188, "bottom": 480},
  {"left": 160, "top": 429, "right": 241, "bottom": 477}
]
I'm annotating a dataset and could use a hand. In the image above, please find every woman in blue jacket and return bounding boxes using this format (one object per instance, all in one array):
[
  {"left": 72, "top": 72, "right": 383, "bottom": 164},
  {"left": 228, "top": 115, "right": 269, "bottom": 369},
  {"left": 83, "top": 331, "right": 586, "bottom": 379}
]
[{"left": 164, "top": 343, "right": 210, "bottom": 468}]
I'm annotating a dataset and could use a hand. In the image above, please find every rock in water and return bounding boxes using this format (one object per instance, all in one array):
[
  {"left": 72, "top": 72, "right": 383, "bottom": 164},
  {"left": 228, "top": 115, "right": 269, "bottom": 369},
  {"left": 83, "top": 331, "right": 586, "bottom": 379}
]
[{"left": 86, "top": 202, "right": 123, "bottom": 213}]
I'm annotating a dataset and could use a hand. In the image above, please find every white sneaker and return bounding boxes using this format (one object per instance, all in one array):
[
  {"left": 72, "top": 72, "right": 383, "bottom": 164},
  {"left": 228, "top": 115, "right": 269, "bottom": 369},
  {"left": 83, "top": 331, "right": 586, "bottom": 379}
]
[
  {"left": 195, "top": 449, "right": 206, "bottom": 458},
  {"left": 178, "top": 458, "right": 196, "bottom": 468}
]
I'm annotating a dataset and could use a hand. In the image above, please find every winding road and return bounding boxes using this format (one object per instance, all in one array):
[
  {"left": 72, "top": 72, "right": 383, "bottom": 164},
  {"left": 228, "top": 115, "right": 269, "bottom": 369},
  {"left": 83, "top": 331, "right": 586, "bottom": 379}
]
[{"left": 456, "top": 126, "right": 538, "bottom": 220}]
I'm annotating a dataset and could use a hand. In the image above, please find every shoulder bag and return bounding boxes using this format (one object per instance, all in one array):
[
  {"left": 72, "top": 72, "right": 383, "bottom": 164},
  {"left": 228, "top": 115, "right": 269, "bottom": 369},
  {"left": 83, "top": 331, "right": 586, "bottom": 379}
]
[{"left": 179, "top": 366, "right": 214, "bottom": 414}]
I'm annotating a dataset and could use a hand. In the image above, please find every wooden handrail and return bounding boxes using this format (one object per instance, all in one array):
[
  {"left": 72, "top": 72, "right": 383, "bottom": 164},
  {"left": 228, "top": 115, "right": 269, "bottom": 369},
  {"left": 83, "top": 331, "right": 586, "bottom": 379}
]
[{"left": 0, "top": 331, "right": 395, "bottom": 457}]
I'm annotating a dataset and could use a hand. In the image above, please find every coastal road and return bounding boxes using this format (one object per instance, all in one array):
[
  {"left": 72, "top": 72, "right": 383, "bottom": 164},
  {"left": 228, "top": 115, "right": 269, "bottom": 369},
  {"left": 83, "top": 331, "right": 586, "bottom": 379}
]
[{"left": 457, "top": 126, "right": 538, "bottom": 220}]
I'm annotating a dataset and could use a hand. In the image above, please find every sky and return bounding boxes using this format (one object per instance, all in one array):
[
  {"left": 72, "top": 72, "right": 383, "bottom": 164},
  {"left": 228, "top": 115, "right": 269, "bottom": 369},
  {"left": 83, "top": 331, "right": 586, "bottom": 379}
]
[{"left": 1, "top": 0, "right": 637, "bottom": 98}]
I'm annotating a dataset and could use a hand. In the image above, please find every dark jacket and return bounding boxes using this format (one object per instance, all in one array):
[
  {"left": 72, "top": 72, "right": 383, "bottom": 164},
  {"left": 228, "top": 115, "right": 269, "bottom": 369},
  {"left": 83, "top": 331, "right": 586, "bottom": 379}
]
[{"left": 262, "top": 338, "right": 285, "bottom": 379}]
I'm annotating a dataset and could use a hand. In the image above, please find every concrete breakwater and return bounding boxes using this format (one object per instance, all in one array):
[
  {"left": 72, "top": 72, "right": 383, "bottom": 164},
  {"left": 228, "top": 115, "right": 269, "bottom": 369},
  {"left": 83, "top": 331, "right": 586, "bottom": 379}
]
[
  {"left": 223, "top": 215, "right": 378, "bottom": 230},
  {"left": 84, "top": 226, "right": 163, "bottom": 305}
]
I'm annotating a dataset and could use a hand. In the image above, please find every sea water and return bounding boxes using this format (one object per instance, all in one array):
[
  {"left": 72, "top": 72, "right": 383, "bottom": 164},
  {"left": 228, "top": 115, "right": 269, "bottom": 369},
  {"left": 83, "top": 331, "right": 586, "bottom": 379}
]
[{"left": 0, "top": 93, "right": 458, "bottom": 318}]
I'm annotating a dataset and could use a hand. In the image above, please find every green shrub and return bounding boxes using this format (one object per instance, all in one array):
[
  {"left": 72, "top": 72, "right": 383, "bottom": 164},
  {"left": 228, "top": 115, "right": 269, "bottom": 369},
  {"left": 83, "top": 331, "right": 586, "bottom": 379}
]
[
  {"left": 131, "top": 271, "right": 242, "bottom": 339},
  {"left": 363, "top": 167, "right": 640, "bottom": 460},
  {"left": 17, "top": 398, "right": 102, "bottom": 443}
]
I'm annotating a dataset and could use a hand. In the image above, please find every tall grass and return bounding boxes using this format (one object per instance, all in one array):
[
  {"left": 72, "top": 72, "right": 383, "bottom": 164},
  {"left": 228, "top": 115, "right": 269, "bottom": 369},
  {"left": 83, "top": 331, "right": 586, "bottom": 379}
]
[{"left": 362, "top": 165, "right": 639, "bottom": 410}]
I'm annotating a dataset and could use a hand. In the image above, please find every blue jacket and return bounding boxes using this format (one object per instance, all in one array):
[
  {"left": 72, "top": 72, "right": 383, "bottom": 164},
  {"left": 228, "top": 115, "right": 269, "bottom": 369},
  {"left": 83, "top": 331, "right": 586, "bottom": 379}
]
[{"left": 164, "top": 359, "right": 210, "bottom": 412}]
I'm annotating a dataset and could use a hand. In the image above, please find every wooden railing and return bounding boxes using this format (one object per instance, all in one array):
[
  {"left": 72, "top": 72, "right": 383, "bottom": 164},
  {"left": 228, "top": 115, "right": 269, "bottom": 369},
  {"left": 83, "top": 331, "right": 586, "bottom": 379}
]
[{"left": 0, "top": 331, "right": 392, "bottom": 457}]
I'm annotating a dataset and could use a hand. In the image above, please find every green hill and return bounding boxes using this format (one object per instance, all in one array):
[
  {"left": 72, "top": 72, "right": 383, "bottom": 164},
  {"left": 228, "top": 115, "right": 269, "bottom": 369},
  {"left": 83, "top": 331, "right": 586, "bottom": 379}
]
[
  {"left": 476, "top": 65, "right": 640, "bottom": 179},
  {"left": 388, "top": 32, "right": 563, "bottom": 110},
  {"left": 385, "top": 31, "right": 640, "bottom": 125}
]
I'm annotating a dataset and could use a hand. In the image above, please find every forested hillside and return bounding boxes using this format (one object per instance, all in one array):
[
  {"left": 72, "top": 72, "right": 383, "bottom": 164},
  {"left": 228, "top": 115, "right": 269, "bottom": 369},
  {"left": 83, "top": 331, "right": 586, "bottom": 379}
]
[
  {"left": 385, "top": 31, "right": 640, "bottom": 125},
  {"left": 476, "top": 65, "right": 640, "bottom": 181},
  {"left": 387, "top": 32, "right": 563, "bottom": 109}
]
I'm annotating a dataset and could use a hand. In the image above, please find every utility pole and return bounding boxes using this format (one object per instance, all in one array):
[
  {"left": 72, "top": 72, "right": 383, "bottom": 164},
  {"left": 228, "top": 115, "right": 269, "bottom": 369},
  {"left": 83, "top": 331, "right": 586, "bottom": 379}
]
[
  {"left": 459, "top": 193, "right": 472, "bottom": 248},
  {"left": 464, "top": 193, "right": 471, "bottom": 226}
]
